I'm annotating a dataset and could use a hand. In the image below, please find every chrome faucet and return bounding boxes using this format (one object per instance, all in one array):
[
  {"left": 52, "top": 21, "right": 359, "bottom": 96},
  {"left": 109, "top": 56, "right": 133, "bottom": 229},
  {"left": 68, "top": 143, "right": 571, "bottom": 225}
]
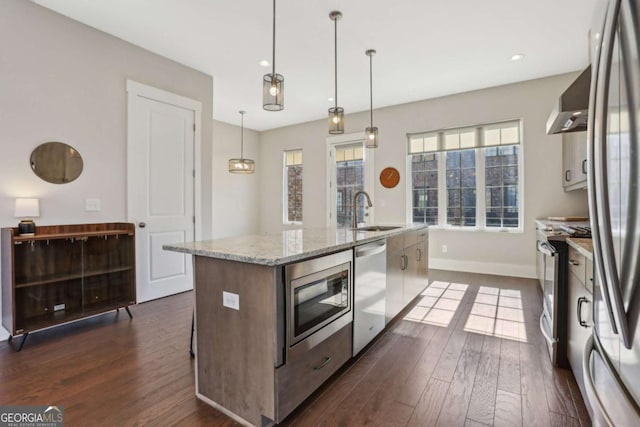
[{"left": 352, "top": 191, "right": 373, "bottom": 228}]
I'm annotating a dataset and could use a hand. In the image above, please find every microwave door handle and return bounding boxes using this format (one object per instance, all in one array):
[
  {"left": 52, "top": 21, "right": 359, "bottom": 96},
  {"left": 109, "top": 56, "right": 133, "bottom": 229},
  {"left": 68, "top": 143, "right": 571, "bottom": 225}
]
[{"left": 591, "top": 0, "right": 623, "bottom": 337}]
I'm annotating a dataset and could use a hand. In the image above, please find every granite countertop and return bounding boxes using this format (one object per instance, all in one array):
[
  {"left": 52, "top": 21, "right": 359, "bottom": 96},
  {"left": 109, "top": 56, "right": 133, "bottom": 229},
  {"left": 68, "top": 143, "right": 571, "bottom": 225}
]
[
  {"left": 163, "top": 225, "right": 427, "bottom": 266},
  {"left": 567, "top": 238, "right": 593, "bottom": 261}
]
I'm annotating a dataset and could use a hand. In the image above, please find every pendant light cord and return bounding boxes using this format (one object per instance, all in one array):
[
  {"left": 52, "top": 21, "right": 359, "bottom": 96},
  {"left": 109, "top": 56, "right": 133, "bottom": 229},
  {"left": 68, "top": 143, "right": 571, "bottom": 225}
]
[
  {"left": 334, "top": 16, "right": 338, "bottom": 108},
  {"left": 272, "top": 0, "right": 276, "bottom": 76},
  {"left": 240, "top": 112, "right": 245, "bottom": 159},
  {"left": 369, "top": 54, "right": 373, "bottom": 127}
]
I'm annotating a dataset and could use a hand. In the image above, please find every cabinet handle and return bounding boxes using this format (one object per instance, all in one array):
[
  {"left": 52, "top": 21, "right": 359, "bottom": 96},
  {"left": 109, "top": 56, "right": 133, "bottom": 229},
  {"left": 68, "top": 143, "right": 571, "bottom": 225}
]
[
  {"left": 565, "top": 170, "right": 571, "bottom": 182},
  {"left": 313, "top": 356, "right": 332, "bottom": 370},
  {"left": 577, "top": 296, "right": 590, "bottom": 328},
  {"left": 582, "top": 159, "right": 587, "bottom": 174},
  {"left": 138, "top": 222, "right": 147, "bottom": 228},
  {"left": 416, "top": 248, "right": 422, "bottom": 261},
  {"left": 569, "top": 259, "right": 580, "bottom": 266}
]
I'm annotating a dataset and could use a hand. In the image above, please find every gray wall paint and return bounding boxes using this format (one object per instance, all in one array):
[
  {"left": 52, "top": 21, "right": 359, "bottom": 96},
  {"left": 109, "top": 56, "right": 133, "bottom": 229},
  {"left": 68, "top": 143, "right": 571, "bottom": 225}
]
[
  {"left": 212, "top": 120, "right": 260, "bottom": 238},
  {"left": 0, "top": 0, "right": 216, "bottom": 338},
  {"left": 259, "top": 73, "right": 589, "bottom": 277}
]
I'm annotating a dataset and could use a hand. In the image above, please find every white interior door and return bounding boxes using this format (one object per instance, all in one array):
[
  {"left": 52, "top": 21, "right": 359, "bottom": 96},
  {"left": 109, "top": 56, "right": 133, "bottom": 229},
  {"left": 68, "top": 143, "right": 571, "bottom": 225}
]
[{"left": 127, "top": 81, "right": 200, "bottom": 303}]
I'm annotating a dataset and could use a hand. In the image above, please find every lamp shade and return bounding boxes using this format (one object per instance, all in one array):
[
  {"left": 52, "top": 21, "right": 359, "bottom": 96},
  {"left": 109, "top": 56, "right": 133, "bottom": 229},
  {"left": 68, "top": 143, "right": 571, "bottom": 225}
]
[
  {"left": 14, "top": 198, "right": 40, "bottom": 218},
  {"left": 228, "top": 158, "right": 256, "bottom": 174}
]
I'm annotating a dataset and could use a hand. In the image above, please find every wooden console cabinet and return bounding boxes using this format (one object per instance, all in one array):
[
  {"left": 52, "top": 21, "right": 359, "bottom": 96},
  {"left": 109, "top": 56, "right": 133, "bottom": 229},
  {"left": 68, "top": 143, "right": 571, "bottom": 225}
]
[{"left": 1, "top": 223, "right": 136, "bottom": 350}]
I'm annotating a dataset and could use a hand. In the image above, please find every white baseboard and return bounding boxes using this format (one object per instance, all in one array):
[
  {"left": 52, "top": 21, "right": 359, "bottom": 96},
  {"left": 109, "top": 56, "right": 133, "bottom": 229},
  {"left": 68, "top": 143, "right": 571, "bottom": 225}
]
[{"left": 429, "top": 258, "right": 536, "bottom": 279}]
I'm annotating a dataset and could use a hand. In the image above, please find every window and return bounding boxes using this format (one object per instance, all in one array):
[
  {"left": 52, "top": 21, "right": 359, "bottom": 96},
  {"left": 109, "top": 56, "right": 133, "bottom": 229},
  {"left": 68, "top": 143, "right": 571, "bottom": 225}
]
[
  {"left": 334, "top": 143, "right": 364, "bottom": 228},
  {"left": 408, "top": 120, "right": 522, "bottom": 230},
  {"left": 283, "top": 149, "right": 303, "bottom": 224}
]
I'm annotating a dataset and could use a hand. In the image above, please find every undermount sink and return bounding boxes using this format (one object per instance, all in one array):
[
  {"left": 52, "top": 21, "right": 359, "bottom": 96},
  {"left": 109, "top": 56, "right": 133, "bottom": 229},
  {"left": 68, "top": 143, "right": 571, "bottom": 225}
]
[{"left": 351, "top": 225, "right": 401, "bottom": 232}]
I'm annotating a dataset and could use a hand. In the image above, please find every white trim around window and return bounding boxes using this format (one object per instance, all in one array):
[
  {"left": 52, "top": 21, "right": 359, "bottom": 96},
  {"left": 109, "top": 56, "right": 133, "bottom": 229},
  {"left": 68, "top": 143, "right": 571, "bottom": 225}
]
[{"left": 406, "top": 119, "right": 524, "bottom": 232}]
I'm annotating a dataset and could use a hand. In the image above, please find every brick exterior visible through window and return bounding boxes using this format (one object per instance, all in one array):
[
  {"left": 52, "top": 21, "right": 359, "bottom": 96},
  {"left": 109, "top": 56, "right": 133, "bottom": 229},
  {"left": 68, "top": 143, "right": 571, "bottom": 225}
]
[
  {"left": 284, "top": 150, "right": 303, "bottom": 223},
  {"left": 408, "top": 120, "right": 522, "bottom": 230}
]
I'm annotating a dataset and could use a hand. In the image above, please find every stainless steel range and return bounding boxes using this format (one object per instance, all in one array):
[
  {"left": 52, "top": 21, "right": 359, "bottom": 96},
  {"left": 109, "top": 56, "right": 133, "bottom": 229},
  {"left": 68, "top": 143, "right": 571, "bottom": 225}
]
[{"left": 536, "top": 220, "right": 592, "bottom": 368}]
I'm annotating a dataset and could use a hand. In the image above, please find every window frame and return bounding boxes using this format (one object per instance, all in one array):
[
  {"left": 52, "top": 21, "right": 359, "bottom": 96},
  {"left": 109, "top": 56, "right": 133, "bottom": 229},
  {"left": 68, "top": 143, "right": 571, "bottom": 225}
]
[
  {"left": 406, "top": 119, "right": 524, "bottom": 233},
  {"left": 326, "top": 132, "right": 375, "bottom": 228},
  {"left": 283, "top": 149, "right": 303, "bottom": 225}
]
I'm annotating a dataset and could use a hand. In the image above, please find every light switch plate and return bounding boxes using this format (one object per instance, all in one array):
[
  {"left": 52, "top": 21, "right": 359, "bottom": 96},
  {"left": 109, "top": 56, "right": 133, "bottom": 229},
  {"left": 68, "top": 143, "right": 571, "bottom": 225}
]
[
  {"left": 85, "top": 198, "right": 101, "bottom": 212},
  {"left": 222, "top": 291, "right": 240, "bottom": 310}
]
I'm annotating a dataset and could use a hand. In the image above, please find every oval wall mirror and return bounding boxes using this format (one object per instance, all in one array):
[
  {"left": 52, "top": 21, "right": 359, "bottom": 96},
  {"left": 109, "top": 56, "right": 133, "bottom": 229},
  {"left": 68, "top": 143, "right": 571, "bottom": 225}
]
[{"left": 30, "top": 142, "right": 84, "bottom": 184}]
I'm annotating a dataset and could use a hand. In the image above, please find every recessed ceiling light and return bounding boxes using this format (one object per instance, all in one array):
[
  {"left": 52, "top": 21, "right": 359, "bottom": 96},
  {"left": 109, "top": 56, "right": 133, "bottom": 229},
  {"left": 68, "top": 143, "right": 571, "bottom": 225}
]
[
  {"left": 511, "top": 54, "right": 524, "bottom": 61},
  {"left": 259, "top": 60, "right": 270, "bottom": 67},
  {"left": 328, "top": 97, "right": 334, "bottom": 102}
]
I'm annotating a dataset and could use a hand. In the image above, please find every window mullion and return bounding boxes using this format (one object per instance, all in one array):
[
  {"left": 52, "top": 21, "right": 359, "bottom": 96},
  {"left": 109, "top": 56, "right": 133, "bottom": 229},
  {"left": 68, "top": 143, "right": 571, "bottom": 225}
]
[
  {"left": 438, "top": 150, "right": 446, "bottom": 227},
  {"left": 477, "top": 147, "right": 486, "bottom": 230}
]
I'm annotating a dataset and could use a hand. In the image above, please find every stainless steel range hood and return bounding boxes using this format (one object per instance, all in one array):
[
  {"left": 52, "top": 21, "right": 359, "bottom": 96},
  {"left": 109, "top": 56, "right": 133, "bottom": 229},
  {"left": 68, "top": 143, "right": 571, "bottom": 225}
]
[{"left": 546, "top": 66, "right": 591, "bottom": 134}]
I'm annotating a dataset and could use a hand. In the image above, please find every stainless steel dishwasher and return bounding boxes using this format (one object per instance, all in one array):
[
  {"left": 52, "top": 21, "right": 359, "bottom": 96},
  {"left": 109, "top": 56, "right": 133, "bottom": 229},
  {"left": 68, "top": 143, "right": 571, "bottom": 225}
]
[{"left": 353, "top": 239, "right": 387, "bottom": 356}]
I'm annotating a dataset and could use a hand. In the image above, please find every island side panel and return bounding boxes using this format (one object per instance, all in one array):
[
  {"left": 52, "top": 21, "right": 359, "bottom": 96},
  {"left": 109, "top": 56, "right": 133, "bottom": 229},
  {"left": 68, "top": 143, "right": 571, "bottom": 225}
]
[{"left": 194, "top": 256, "right": 278, "bottom": 425}]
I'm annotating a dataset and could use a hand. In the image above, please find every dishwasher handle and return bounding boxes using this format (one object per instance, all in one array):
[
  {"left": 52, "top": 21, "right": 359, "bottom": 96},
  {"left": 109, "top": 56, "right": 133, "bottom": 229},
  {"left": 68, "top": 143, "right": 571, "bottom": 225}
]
[{"left": 355, "top": 241, "right": 387, "bottom": 258}]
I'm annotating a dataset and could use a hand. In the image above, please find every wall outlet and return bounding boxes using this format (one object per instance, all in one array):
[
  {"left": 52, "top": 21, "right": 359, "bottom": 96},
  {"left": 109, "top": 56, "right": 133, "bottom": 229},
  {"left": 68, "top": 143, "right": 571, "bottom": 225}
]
[
  {"left": 442, "top": 245, "right": 448, "bottom": 253},
  {"left": 222, "top": 291, "right": 240, "bottom": 310},
  {"left": 85, "top": 198, "right": 101, "bottom": 212}
]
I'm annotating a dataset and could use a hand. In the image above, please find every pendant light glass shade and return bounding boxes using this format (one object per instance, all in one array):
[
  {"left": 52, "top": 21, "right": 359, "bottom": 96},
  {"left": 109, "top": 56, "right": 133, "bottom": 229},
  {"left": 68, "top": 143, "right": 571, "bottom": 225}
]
[
  {"left": 263, "top": 73, "right": 284, "bottom": 111},
  {"left": 228, "top": 111, "right": 255, "bottom": 174},
  {"left": 328, "top": 11, "right": 344, "bottom": 134},
  {"left": 365, "top": 127, "right": 379, "bottom": 147},
  {"left": 365, "top": 49, "right": 378, "bottom": 148},
  {"left": 328, "top": 107, "right": 344, "bottom": 134},
  {"left": 263, "top": 0, "right": 284, "bottom": 111}
]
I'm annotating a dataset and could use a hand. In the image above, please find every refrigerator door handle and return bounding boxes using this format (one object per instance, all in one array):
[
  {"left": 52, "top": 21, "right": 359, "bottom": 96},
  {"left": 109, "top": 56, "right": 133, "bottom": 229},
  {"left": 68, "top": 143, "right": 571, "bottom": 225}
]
[
  {"left": 588, "top": 0, "right": 620, "bottom": 335},
  {"left": 595, "top": 0, "right": 633, "bottom": 349},
  {"left": 619, "top": 0, "right": 640, "bottom": 320},
  {"left": 583, "top": 334, "right": 640, "bottom": 425}
]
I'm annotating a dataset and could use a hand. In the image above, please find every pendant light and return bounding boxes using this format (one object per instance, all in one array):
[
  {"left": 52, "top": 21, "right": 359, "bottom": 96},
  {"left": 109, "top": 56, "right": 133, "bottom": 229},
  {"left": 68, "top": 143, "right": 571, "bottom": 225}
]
[
  {"left": 328, "top": 10, "right": 344, "bottom": 134},
  {"left": 263, "top": 0, "right": 284, "bottom": 111},
  {"left": 365, "top": 49, "right": 378, "bottom": 148},
  {"left": 228, "top": 111, "right": 255, "bottom": 174}
]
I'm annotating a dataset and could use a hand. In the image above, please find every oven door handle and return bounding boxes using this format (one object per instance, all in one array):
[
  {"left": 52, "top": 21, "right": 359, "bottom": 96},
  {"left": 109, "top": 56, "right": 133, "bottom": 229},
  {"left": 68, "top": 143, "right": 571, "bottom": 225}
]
[
  {"left": 537, "top": 240, "right": 556, "bottom": 257},
  {"left": 539, "top": 312, "right": 557, "bottom": 345}
]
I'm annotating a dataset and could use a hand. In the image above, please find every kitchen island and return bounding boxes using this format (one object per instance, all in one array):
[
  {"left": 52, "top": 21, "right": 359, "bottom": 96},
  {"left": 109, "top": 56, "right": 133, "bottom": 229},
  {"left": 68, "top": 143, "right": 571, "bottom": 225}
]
[{"left": 164, "top": 225, "right": 428, "bottom": 427}]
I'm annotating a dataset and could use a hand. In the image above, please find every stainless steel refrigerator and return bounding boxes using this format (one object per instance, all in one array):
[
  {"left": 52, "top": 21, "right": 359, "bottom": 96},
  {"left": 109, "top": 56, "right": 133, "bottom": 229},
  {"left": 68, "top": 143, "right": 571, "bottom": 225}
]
[{"left": 584, "top": 0, "right": 640, "bottom": 425}]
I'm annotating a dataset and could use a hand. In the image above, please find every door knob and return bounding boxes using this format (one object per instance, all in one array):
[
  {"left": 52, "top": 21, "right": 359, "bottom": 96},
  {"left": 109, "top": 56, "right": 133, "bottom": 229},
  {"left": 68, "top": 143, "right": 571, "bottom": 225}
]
[{"left": 138, "top": 222, "right": 146, "bottom": 228}]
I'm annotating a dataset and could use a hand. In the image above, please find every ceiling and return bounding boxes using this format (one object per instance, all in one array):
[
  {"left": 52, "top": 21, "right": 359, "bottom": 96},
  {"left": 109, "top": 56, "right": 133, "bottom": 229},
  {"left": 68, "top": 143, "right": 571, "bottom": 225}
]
[{"left": 34, "top": 0, "right": 597, "bottom": 131}]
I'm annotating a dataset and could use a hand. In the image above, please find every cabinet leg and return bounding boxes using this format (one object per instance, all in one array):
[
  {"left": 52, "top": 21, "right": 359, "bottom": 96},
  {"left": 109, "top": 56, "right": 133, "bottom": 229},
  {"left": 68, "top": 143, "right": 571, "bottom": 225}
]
[
  {"left": 13, "top": 333, "right": 28, "bottom": 352},
  {"left": 125, "top": 306, "right": 133, "bottom": 319}
]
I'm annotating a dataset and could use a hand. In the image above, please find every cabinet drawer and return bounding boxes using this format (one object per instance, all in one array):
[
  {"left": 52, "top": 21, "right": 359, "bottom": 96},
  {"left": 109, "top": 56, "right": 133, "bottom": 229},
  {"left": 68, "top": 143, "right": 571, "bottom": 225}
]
[
  {"left": 403, "top": 230, "right": 419, "bottom": 248},
  {"left": 416, "top": 228, "right": 428, "bottom": 242},
  {"left": 568, "top": 246, "right": 586, "bottom": 284},
  {"left": 276, "top": 323, "right": 352, "bottom": 422},
  {"left": 387, "top": 234, "right": 404, "bottom": 253}
]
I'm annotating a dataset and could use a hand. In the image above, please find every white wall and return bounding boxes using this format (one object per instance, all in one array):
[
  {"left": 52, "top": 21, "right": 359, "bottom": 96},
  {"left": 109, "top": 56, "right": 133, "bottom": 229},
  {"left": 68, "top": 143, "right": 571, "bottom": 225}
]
[
  {"left": 259, "top": 73, "right": 590, "bottom": 278},
  {"left": 212, "top": 120, "right": 260, "bottom": 238},
  {"left": 0, "top": 0, "right": 219, "bottom": 340}
]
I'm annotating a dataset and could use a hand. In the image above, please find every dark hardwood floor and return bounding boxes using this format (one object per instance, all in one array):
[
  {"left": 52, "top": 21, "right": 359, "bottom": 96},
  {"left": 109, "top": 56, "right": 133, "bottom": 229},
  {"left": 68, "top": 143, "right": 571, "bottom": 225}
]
[{"left": 0, "top": 270, "right": 590, "bottom": 426}]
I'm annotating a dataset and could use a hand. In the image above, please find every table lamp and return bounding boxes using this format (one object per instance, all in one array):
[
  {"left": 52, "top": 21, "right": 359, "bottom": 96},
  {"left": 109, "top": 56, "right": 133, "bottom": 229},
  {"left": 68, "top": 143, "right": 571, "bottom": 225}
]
[{"left": 14, "top": 198, "right": 40, "bottom": 236}]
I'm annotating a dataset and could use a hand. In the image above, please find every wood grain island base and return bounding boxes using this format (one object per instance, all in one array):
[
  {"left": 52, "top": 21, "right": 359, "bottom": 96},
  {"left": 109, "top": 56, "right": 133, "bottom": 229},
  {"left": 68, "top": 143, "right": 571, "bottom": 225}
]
[{"left": 164, "top": 226, "right": 428, "bottom": 426}]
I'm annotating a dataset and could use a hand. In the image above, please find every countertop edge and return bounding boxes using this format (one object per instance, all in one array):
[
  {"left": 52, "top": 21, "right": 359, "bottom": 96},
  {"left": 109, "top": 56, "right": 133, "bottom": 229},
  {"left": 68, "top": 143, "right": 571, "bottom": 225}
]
[{"left": 566, "top": 238, "right": 594, "bottom": 261}]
